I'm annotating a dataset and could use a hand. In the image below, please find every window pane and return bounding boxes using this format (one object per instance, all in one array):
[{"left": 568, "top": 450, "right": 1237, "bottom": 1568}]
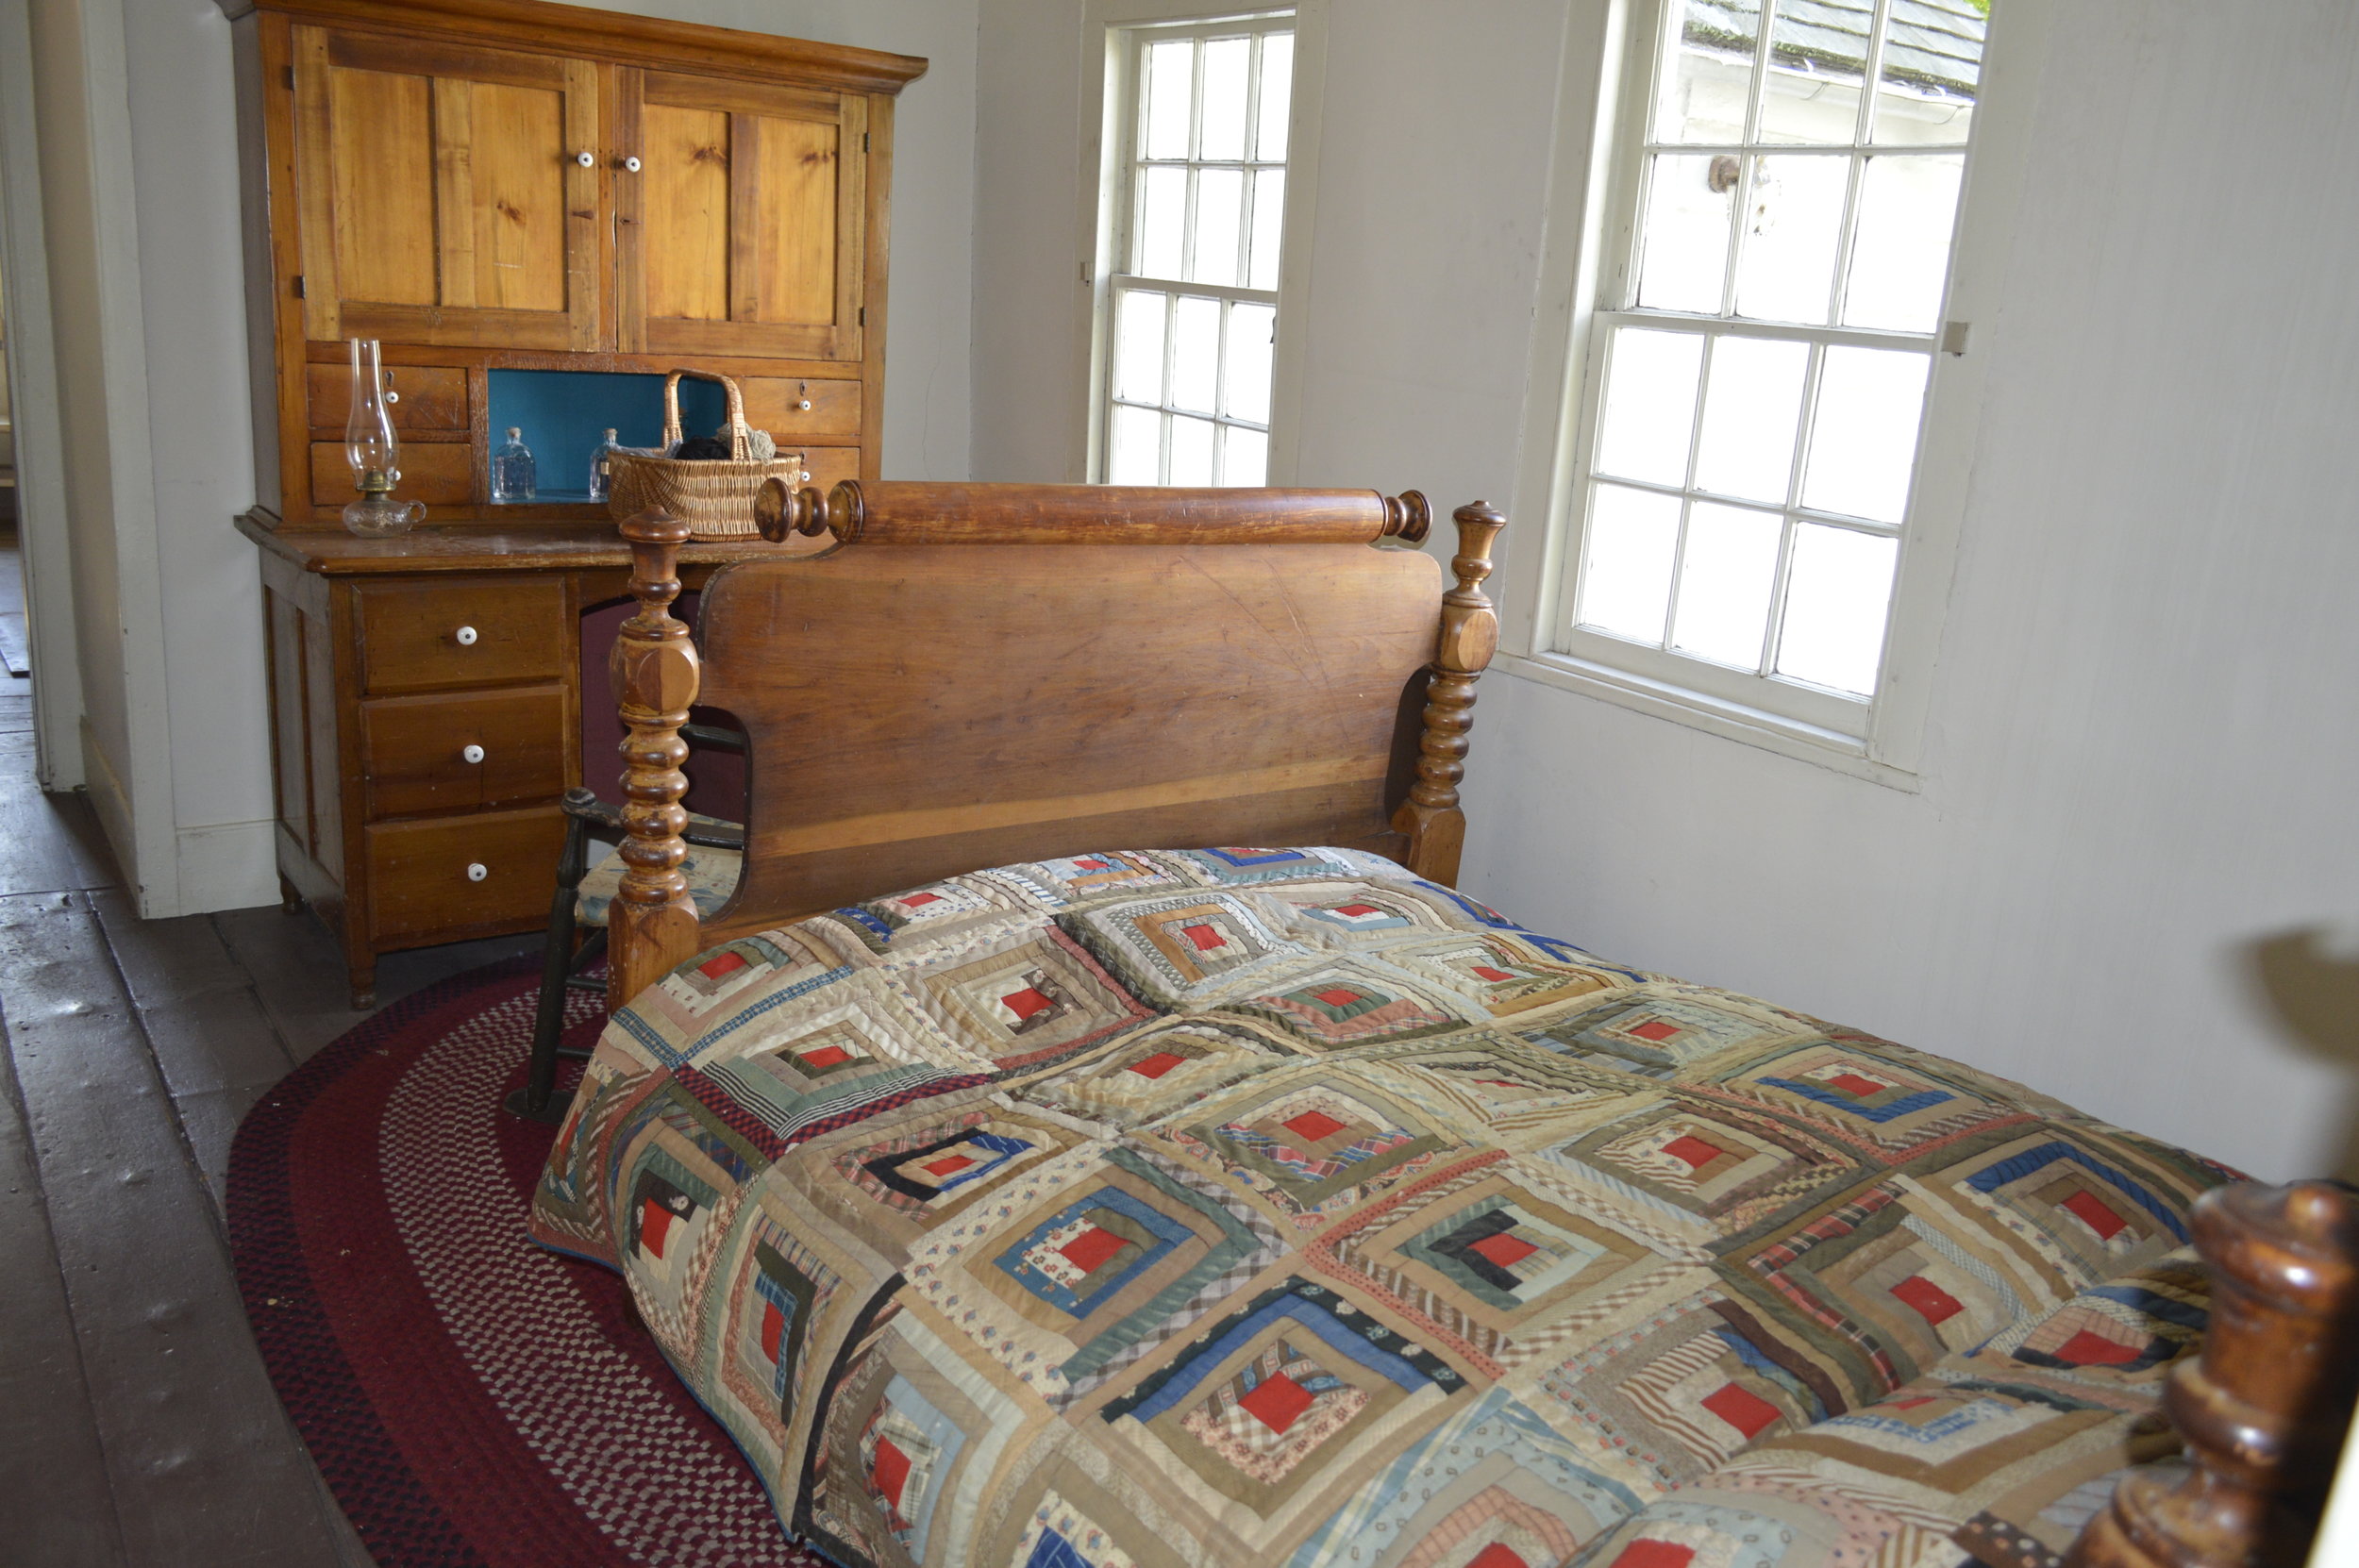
[
  {"left": 1168, "top": 414, "right": 1215, "bottom": 483},
  {"left": 1732, "top": 154, "right": 1848, "bottom": 324},
  {"left": 1136, "top": 165, "right": 1185, "bottom": 278},
  {"left": 1110, "top": 405, "right": 1162, "bottom": 483},
  {"left": 1256, "top": 33, "right": 1294, "bottom": 160},
  {"left": 1579, "top": 484, "right": 1682, "bottom": 642},
  {"left": 1801, "top": 346, "right": 1929, "bottom": 522},
  {"left": 1247, "top": 170, "right": 1285, "bottom": 289},
  {"left": 1841, "top": 154, "right": 1962, "bottom": 333},
  {"left": 1671, "top": 501, "right": 1782, "bottom": 669},
  {"left": 1169, "top": 295, "right": 1219, "bottom": 413},
  {"left": 1596, "top": 327, "right": 1704, "bottom": 488},
  {"left": 1652, "top": 0, "right": 1758, "bottom": 144},
  {"left": 1144, "top": 41, "right": 1193, "bottom": 160},
  {"left": 1113, "top": 290, "right": 1166, "bottom": 404},
  {"left": 1224, "top": 302, "right": 1275, "bottom": 425},
  {"left": 1635, "top": 154, "right": 1732, "bottom": 312},
  {"left": 1692, "top": 335, "right": 1809, "bottom": 503},
  {"left": 1191, "top": 168, "right": 1244, "bottom": 286},
  {"left": 1223, "top": 425, "right": 1268, "bottom": 486},
  {"left": 1777, "top": 524, "right": 1898, "bottom": 693},
  {"left": 1875, "top": 3, "right": 1981, "bottom": 145},
  {"left": 1198, "top": 37, "right": 1249, "bottom": 161},
  {"left": 1757, "top": 65, "right": 1863, "bottom": 146}
]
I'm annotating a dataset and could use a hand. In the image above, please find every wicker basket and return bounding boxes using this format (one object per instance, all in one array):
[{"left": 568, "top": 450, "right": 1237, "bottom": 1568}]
[{"left": 606, "top": 369, "right": 799, "bottom": 541}]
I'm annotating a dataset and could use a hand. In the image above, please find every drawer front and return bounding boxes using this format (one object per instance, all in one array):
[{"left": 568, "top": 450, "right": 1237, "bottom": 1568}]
[
  {"left": 311, "top": 441, "right": 473, "bottom": 509},
  {"left": 366, "top": 806, "right": 565, "bottom": 942},
  {"left": 741, "top": 376, "right": 862, "bottom": 440},
  {"left": 776, "top": 445, "right": 861, "bottom": 493},
  {"left": 307, "top": 362, "right": 468, "bottom": 434},
  {"left": 361, "top": 685, "right": 567, "bottom": 820},
  {"left": 358, "top": 577, "right": 568, "bottom": 695}
]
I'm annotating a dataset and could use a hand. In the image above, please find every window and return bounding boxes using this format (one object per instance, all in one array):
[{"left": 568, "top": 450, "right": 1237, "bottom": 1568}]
[
  {"left": 1556, "top": 0, "right": 1987, "bottom": 742},
  {"left": 1095, "top": 15, "right": 1296, "bottom": 486}
]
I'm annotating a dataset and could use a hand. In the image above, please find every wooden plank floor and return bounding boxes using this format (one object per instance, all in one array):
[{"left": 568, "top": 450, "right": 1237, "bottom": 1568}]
[{"left": 0, "top": 552, "right": 542, "bottom": 1563}]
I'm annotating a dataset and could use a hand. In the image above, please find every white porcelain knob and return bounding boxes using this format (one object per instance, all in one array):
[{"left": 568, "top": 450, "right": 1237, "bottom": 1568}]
[
  {"left": 465, "top": 862, "right": 488, "bottom": 882},
  {"left": 455, "top": 626, "right": 477, "bottom": 646},
  {"left": 384, "top": 389, "right": 399, "bottom": 404},
  {"left": 576, "top": 150, "right": 596, "bottom": 168},
  {"left": 460, "top": 743, "right": 485, "bottom": 764},
  {"left": 623, "top": 155, "right": 643, "bottom": 173}
]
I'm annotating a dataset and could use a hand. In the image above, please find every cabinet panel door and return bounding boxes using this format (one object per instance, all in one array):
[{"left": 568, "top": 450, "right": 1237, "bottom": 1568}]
[
  {"left": 622, "top": 71, "right": 864, "bottom": 361},
  {"left": 293, "top": 26, "right": 600, "bottom": 352}
]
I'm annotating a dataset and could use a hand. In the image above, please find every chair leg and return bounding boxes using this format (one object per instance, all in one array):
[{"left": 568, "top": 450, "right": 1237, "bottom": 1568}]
[{"left": 509, "top": 815, "right": 592, "bottom": 1123}]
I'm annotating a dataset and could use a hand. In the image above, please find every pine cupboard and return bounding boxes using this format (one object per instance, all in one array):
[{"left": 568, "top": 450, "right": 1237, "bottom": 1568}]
[{"left": 221, "top": 0, "right": 923, "bottom": 1004}]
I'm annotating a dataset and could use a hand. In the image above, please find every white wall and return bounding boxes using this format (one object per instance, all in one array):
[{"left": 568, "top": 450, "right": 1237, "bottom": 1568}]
[
  {"left": 52, "top": 0, "right": 977, "bottom": 914},
  {"left": 973, "top": 0, "right": 2359, "bottom": 1181}
]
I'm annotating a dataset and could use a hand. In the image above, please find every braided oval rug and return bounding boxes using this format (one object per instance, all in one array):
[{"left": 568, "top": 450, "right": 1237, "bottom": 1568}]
[{"left": 228, "top": 958, "right": 825, "bottom": 1568}]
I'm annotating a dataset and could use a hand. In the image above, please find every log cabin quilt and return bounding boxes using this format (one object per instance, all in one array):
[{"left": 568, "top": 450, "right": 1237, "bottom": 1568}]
[{"left": 527, "top": 847, "right": 2231, "bottom": 1568}]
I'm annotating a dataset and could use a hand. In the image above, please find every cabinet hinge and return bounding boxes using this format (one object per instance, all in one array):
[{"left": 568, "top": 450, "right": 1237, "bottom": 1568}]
[
  {"left": 862, "top": 132, "right": 870, "bottom": 152},
  {"left": 293, "top": 275, "right": 306, "bottom": 299},
  {"left": 284, "top": 65, "right": 294, "bottom": 90},
  {"left": 858, "top": 306, "right": 865, "bottom": 326}
]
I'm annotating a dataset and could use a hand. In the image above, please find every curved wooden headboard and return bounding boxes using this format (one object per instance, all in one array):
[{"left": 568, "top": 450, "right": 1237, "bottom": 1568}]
[{"left": 600, "top": 481, "right": 1505, "bottom": 1008}]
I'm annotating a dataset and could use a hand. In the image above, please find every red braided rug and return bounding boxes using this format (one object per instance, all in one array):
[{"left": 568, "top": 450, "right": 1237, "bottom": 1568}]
[{"left": 228, "top": 957, "right": 825, "bottom": 1568}]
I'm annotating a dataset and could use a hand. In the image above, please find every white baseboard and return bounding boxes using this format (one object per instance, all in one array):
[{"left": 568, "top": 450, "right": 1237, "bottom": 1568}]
[
  {"left": 78, "top": 717, "right": 138, "bottom": 896},
  {"left": 174, "top": 817, "right": 279, "bottom": 915}
]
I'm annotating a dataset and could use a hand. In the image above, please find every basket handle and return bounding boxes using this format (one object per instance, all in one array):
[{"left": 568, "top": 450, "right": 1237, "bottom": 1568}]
[{"left": 659, "top": 369, "right": 751, "bottom": 459}]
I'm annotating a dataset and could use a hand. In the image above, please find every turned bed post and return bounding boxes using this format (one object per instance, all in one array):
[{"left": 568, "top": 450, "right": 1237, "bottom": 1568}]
[
  {"left": 607, "top": 509, "right": 705, "bottom": 1010},
  {"left": 2068, "top": 1180, "right": 2359, "bottom": 1568},
  {"left": 1394, "top": 501, "right": 1506, "bottom": 885}
]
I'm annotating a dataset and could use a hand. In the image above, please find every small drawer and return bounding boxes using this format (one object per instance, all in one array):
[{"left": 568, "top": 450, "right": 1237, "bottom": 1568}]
[
  {"left": 740, "top": 376, "right": 862, "bottom": 440},
  {"left": 366, "top": 806, "right": 565, "bottom": 942},
  {"left": 312, "top": 441, "right": 473, "bottom": 510},
  {"left": 362, "top": 685, "right": 567, "bottom": 820},
  {"left": 308, "top": 362, "right": 468, "bottom": 434},
  {"left": 772, "top": 445, "right": 861, "bottom": 493},
  {"left": 357, "top": 577, "right": 567, "bottom": 695}
]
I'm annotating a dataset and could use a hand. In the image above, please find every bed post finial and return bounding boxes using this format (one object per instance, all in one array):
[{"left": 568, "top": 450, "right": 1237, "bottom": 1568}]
[
  {"left": 2066, "top": 1179, "right": 2359, "bottom": 1568},
  {"left": 608, "top": 508, "right": 705, "bottom": 1011},
  {"left": 1394, "top": 501, "right": 1505, "bottom": 885}
]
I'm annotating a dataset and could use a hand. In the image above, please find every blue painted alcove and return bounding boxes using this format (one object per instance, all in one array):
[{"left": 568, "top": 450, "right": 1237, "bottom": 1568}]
[{"left": 484, "top": 369, "right": 728, "bottom": 502}]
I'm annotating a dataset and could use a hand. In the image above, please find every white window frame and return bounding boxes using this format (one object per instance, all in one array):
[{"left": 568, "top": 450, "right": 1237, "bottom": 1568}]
[
  {"left": 1497, "top": 0, "right": 2051, "bottom": 786},
  {"left": 1075, "top": 0, "right": 1328, "bottom": 486}
]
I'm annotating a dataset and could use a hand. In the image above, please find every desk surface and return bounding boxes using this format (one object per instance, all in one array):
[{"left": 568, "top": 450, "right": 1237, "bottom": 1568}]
[{"left": 236, "top": 510, "right": 829, "bottom": 576}]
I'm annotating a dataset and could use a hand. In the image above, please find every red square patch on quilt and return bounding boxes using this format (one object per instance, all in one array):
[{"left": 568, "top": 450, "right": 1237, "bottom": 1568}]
[
  {"left": 1238, "top": 1373, "right": 1315, "bottom": 1434},
  {"left": 1282, "top": 1110, "right": 1348, "bottom": 1144},
  {"left": 1468, "top": 1231, "right": 1539, "bottom": 1270},
  {"left": 1609, "top": 1543, "right": 1697, "bottom": 1568},
  {"left": 761, "top": 1301, "right": 786, "bottom": 1363},
  {"left": 798, "top": 1044, "right": 855, "bottom": 1070},
  {"left": 1074, "top": 859, "right": 1111, "bottom": 871},
  {"left": 1629, "top": 1018, "right": 1682, "bottom": 1042},
  {"left": 923, "top": 1154, "right": 976, "bottom": 1177},
  {"left": 639, "top": 1199, "right": 676, "bottom": 1259},
  {"left": 1313, "top": 987, "right": 1364, "bottom": 1009},
  {"left": 1662, "top": 1134, "right": 1725, "bottom": 1170},
  {"left": 871, "top": 1437, "right": 912, "bottom": 1509},
  {"left": 900, "top": 892, "right": 942, "bottom": 908},
  {"left": 1331, "top": 903, "right": 1381, "bottom": 917},
  {"left": 1464, "top": 1546, "right": 1529, "bottom": 1568},
  {"left": 1182, "top": 923, "right": 1227, "bottom": 951},
  {"left": 1001, "top": 987, "right": 1055, "bottom": 1022},
  {"left": 1826, "top": 1071, "right": 1888, "bottom": 1097},
  {"left": 1129, "top": 1051, "right": 1187, "bottom": 1079},
  {"left": 2055, "top": 1328, "right": 2143, "bottom": 1366},
  {"left": 2063, "top": 1191, "right": 2130, "bottom": 1240},
  {"left": 1059, "top": 1225, "right": 1129, "bottom": 1275},
  {"left": 1891, "top": 1275, "right": 1965, "bottom": 1326},
  {"left": 698, "top": 951, "right": 748, "bottom": 980},
  {"left": 1700, "top": 1381, "right": 1781, "bottom": 1439},
  {"left": 1472, "top": 965, "right": 1515, "bottom": 982}
]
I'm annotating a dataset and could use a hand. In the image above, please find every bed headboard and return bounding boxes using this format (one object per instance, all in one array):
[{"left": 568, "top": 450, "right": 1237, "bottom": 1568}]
[{"left": 600, "top": 481, "right": 1505, "bottom": 1007}]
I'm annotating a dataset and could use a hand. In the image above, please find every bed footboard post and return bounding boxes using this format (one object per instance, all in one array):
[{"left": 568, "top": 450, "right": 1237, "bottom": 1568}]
[
  {"left": 607, "top": 509, "right": 705, "bottom": 1012},
  {"left": 2066, "top": 1180, "right": 2359, "bottom": 1568},
  {"left": 1395, "top": 501, "right": 1505, "bottom": 885}
]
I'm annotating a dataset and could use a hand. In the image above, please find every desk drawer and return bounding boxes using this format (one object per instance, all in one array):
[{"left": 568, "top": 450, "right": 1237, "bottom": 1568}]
[
  {"left": 362, "top": 685, "right": 567, "bottom": 820},
  {"left": 365, "top": 805, "right": 564, "bottom": 942},
  {"left": 357, "top": 577, "right": 567, "bottom": 694}
]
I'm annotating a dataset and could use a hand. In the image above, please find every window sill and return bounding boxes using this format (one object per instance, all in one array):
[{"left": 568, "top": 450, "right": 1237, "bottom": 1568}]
[{"left": 1493, "top": 650, "right": 1924, "bottom": 792}]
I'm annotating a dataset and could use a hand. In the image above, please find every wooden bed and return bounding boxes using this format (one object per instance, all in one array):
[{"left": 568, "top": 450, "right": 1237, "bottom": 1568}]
[{"left": 560, "top": 480, "right": 2356, "bottom": 1568}]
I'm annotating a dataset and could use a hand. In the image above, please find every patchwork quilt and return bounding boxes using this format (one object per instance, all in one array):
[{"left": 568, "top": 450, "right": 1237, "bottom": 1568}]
[{"left": 527, "top": 847, "right": 2232, "bottom": 1568}]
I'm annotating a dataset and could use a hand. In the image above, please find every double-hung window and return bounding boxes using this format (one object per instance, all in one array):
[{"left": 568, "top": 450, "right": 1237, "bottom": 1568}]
[
  {"left": 1095, "top": 15, "right": 1296, "bottom": 486},
  {"left": 1558, "top": 0, "right": 1987, "bottom": 742}
]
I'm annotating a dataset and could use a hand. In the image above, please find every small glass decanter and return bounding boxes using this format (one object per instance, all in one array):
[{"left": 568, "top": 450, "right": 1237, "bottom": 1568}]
[
  {"left": 587, "top": 427, "right": 620, "bottom": 503},
  {"left": 492, "top": 427, "right": 537, "bottom": 503},
  {"left": 341, "top": 338, "right": 423, "bottom": 537}
]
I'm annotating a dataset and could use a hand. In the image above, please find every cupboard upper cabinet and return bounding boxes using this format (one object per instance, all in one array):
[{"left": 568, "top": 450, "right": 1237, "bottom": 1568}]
[
  {"left": 290, "top": 27, "right": 603, "bottom": 352},
  {"left": 619, "top": 71, "right": 867, "bottom": 361}
]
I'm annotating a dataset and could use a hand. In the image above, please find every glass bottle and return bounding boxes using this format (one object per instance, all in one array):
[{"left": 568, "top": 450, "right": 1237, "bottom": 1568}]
[
  {"left": 587, "top": 427, "right": 620, "bottom": 503},
  {"left": 492, "top": 427, "right": 537, "bottom": 503},
  {"left": 340, "top": 338, "right": 422, "bottom": 536}
]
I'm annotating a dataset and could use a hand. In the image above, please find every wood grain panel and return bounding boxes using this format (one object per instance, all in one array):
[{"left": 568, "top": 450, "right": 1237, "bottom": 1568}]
[
  {"left": 741, "top": 375, "right": 860, "bottom": 437},
  {"left": 354, "top": 576, "right": 567, "bottom": 694},
  {"left": 754, "top": 114, "right": 838, "bottom": 325},
  {"left": 466, "top": 81, "right": 567, "bottom": 312},
  {"left": 310, "top": 441, "right": 472, "bottom": 509},
  {"left": 327, "top": 66, "right": 436, "bottom": 305},
  {"left": 697, "top": 542, "right": 1441, "bottom": 928},
  {"left": 642, "top": 102, "right": 730, "bottom": 321},
  {"left": 360, "top": 683, "right": 566, "bottom": 819},
  {"left": 306, "top": 362, "right": 466, "bottom": 434},
  {"left": 364, "top": 806, "right": 564, "bottom": 942}
]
